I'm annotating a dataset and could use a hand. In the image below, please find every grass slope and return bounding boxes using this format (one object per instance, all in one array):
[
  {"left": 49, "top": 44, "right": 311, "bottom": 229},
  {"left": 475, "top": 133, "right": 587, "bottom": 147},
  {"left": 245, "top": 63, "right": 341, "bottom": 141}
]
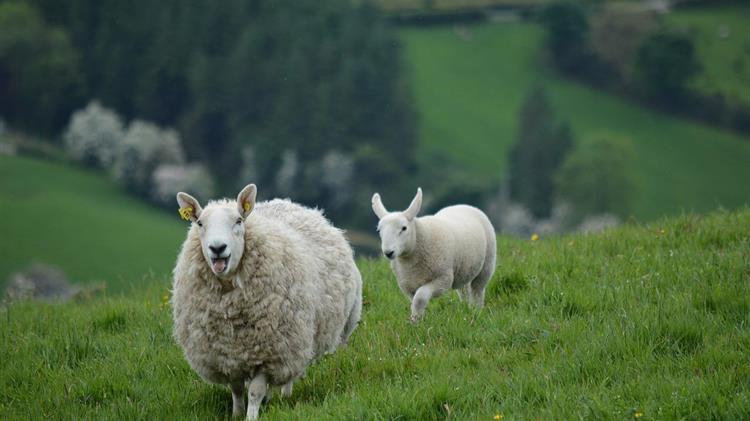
[
  {"left": 401, "top": 23, "right": 750, "bottom": 220},
  {"left": 0, "top": 155, "right": 185, "bottom": 292},
  {"left": 667, "top": 3, "right": 750, "bottom": 107},
  {"left": 2, "top": 208, "right": 749, "bottom": 419}
]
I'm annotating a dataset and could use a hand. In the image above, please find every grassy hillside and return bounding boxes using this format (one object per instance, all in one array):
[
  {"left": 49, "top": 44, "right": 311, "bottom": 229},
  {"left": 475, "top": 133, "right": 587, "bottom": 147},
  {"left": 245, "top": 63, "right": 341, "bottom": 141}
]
[
  {"left": 400, "top": 23, "right": 750, "bottom": 220},
  {"left": 0, "top": 155, "right": 185, "bottom": 292},
  {"left": 2, "top": 209, "right": 749, "bottom": 419},
  {"left": 667, "top": 3, "right": 750, "bottom": 107}
]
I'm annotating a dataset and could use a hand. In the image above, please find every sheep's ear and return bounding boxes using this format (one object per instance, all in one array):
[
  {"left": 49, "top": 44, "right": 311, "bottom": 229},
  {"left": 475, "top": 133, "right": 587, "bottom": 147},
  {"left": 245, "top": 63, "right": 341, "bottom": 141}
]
[
  {"left": 371, "top": 193, "right": 388, "bottom": 219},
  {"left": 403, "top": 187, "right": 422, "bottom": 221},
  {"left": 237, "top": 184, "right": 257, "bottom": 218},
  {"left": 176, "top": 192, "right": 202, "bottom": 222}
]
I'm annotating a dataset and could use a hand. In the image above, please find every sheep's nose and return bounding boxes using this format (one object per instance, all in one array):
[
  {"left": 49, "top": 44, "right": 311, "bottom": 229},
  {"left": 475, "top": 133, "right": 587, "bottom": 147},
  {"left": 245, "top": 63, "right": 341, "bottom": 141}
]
[
  {"left": 384, "top": 250, "right": 394, "bottom": 259},
  {"left": 209, "top": 244, "right": 227, "bottom": 255}
]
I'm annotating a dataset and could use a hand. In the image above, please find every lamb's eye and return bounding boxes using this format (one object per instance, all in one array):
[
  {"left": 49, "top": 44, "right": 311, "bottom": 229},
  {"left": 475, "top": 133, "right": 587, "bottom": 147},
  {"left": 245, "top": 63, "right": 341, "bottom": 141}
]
[
  {"left": 236, "top": 218, "right": 243, "bottom": 225},
  {"left": 196, "top": 220, "right": 203, "bottom": 227},
  {"left": 401, "top": 226, "right": 407, "bottom": 232}
]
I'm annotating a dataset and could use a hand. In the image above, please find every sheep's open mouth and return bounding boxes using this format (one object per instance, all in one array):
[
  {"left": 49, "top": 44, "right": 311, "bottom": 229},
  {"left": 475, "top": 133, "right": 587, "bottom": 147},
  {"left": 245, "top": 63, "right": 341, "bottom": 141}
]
[{"left": 211, "top": 256, "right": 229, "bottom": 273}]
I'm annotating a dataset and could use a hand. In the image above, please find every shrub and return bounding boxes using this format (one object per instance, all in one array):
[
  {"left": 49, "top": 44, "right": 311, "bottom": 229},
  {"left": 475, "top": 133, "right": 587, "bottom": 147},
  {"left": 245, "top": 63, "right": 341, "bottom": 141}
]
[
  {"left": 556, "top": 135, "right": 635, "bottom": 219},
  {"left": 151, "top": 163, "right": 214, "bottom": 206},
  {"left": 63, "top": 101, "right": 124, "bottom": 168},
  {"left": 112, "top": 121, "right": 185, "bottom": 196}
]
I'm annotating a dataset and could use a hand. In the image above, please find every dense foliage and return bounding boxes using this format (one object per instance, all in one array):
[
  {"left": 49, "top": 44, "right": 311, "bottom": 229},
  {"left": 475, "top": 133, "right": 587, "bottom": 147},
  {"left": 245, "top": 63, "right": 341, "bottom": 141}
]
[
  {"left": 508, "top": 87, "right": 573, "bottom": 218},
  {"left": 2, "top": 0, "right": 418, "bottom": 226}
]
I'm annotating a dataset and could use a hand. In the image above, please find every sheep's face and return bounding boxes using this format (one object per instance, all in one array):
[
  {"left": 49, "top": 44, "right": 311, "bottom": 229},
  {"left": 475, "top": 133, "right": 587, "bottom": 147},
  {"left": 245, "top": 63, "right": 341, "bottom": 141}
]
[
  {"left": 377, "top": 214, "right": 417, "bottom": 259},
  {"left": 195, "top": 205, "right": 246, "bottom": 277},
  {"left": 177, "top": 184, "right": 257, "bottom": 279},
  {"left": 371, "top": 188, "right": 422, "bottom": 260}
]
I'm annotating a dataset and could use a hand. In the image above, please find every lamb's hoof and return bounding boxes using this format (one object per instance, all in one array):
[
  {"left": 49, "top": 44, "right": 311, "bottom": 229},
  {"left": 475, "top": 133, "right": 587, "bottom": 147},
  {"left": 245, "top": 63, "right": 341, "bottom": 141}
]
[{"left": 409, "top": 314, "right": 423, "bottom": 324}]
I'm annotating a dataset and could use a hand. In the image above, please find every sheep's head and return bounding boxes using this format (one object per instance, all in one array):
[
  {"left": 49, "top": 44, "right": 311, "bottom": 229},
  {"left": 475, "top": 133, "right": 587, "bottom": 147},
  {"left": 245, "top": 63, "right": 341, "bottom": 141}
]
[
  {"left": 176, "top": 184, "right": 257, "bottom": 278},
  {"left": 371, "top": 187, "right": 422, "bottom": 260}
]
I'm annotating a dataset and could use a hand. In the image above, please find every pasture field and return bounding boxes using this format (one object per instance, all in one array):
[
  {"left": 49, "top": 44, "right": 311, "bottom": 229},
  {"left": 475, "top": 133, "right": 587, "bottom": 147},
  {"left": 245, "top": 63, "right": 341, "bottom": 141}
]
[
  {"left": 2, "top": 208, "right": 748, "bottom": 419},
  {"left": 666, "top": 3, "right": 750, "bottom": 107},
  {"left": 400, "top": 23, "right": 750, "bottom": 220},
  {"left": 0, "top": 154, "right": 185, "bottom": 292}
]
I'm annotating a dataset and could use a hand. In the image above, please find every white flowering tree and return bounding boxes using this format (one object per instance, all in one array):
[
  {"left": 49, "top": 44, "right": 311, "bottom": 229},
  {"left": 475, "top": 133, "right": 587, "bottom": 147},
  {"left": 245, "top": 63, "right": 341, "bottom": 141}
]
[
  {"left": 63, "top": 101, "right": 124, "bottom": 168},
  {"left": 151, "top": 163, "right": 214, "bottom": 206},
  {"left": 112, "top": 120, "right": 185, "bottom": 196}
]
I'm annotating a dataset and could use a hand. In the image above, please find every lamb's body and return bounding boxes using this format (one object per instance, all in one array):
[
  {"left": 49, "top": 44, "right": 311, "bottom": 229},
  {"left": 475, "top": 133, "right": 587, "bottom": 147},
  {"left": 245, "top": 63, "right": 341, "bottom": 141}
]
[
  {"left": 172, "top": 199, "right": 362, "bottom": 393},
  {"left": 392, "top": 205, "right": 496, "bottom": 301}
]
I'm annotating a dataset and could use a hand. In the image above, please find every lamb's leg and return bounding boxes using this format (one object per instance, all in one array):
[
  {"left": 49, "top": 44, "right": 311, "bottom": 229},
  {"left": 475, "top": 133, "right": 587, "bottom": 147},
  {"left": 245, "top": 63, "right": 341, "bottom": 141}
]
[
  {"left": 246, "top": 373, "right": 268, "bottom": 421},
  {"left": 230, "top": 382, "right": 245, "bottom": 418},
  {"left": 410, "top": 277, "right": 450, "bottom": 324},
  {"left": 281, "top": 381, "right": 293, "bottom": 398},
  {"left": 471, "top": 255, "right": 497, "bottom": 308}
]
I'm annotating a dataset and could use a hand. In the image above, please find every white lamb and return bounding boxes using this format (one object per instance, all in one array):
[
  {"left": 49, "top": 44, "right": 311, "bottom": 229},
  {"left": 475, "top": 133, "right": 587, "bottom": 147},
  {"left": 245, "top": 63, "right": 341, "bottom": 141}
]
[
  {"left": 172, "top": 184, "right": 362, "bottom": 420},
  {"left": 371, "top": 187, "right": 497, "bottom": 323}
]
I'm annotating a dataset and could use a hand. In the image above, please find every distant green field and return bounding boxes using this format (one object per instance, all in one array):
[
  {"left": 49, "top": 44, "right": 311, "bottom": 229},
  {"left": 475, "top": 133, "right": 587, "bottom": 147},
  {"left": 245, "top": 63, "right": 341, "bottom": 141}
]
[
  {"left": 0, "top": 155, "right": 185, "bottom": 292},
  {"left": 2, "top": 209, "right": 748, "bottom": 419},
  {"left": 667, "top": 4, "right": 750, "bottom": 107},
  {"left": 400, "top": 23, "right": 750, "bottom": 220}
]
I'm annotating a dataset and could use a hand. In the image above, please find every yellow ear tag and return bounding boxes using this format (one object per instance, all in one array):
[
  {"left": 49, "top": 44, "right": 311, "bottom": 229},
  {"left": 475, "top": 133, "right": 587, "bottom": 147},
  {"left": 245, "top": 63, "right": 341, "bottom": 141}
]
[
  {"left": 178, "top": 206, "right": 193, "bottom": 221},
  {"left": 243, "top": 202, "right": 252, "bottom": 213}
]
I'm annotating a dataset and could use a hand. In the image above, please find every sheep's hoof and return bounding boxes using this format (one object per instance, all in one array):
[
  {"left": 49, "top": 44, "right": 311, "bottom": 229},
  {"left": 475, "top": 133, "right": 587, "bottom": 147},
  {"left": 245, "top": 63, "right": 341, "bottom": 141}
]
[
  {"left": 281, "top": 382, "right": 293, "bottom": 398},
  {"left": 409, "top": 314, "right": 423, "bottom": 324}
]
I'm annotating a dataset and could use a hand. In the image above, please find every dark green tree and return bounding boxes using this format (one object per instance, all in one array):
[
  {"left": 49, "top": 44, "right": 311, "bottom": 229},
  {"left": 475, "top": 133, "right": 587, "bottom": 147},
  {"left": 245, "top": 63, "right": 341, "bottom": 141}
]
[
  {"left": 508, "top": 87, "right": 574, "bottom": 218},
  {"left": 538, "top": 1, "right": 590, "bottom": 73},
  {"left": 0, "top": 1, "right": 82, "bottom": 133},
  {"left": 633, "top": 30, "right": 700, "bottom": 106}
]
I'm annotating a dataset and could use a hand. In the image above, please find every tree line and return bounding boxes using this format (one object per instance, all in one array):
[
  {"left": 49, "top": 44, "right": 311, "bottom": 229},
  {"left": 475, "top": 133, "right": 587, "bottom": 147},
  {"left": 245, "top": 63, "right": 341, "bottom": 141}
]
[{"left": 0, "top": 0, "right": 418, "bottom": 228}]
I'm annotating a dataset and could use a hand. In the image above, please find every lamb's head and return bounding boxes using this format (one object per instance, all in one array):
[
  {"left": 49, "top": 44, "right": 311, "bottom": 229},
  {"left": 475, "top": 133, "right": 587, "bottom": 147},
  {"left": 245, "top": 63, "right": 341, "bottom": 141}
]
[
  {"left": 176, "top": 184, "right": 257, "bottom": 278},
  {"left": 371, "top": 187, "right": 422, "bottom": 260}
]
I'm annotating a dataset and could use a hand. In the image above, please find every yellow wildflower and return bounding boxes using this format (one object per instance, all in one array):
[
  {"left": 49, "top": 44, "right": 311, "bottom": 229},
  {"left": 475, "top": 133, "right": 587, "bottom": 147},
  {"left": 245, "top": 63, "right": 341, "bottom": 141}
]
[
  {"left": 494, "top": 414, "right": 504, "bottom": 420},
  {"left": 178, "top": 206, "right": 193, "bottom": 221},
  {"left": 531, "top": 233, "right": 539, "bottom": 241},
  {"left": 634, "top": 410, "right": 644, "bottom": 418}
]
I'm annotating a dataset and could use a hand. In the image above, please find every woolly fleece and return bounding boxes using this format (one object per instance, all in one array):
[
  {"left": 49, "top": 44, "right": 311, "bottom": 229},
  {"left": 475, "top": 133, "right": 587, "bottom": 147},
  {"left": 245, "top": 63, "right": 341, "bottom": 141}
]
[{"left": 172, "top": 198, "right": 362, "bottom": 387}]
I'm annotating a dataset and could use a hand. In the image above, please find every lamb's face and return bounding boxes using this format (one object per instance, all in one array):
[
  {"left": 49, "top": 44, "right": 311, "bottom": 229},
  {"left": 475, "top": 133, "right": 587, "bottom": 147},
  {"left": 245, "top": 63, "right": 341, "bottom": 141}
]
[
  {"left": 377, "top": 214, "right": 417, "bottom": 259},
  {"left": 371, "top": 187, "right": 422, "bottom": 260},
  {"left": 196, "top": 205, "right": 245, "bottom": 277},
  {"left": 177, "top": 184, "right": 257, "bottom": 279}
]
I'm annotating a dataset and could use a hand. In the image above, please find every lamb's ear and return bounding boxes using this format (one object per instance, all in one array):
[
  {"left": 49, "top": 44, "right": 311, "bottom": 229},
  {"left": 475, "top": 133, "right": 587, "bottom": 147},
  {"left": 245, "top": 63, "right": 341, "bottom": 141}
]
[
  {"left": 403, "top": 187, "right": 422, "bottom": 221},
  {"left": 176, "top": 192, "right": 202, "bottom": 222},
  {"left": 237, "top": 184, "right": 257, "bottom": 218},
  {"left": 371, "top": 193, "right": 388, "bottom": 219}
]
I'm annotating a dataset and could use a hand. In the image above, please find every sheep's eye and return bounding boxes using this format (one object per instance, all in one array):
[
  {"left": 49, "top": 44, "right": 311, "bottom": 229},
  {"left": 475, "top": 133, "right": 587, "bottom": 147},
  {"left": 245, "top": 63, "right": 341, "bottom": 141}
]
[
  {"left": 196, "top": 220, "right": 203, "bottom": 227},
  {"left": 236, "top": 218, "right": 243, "bottom": 225},
  {"left": 401, "top": 226, "right": 407, "bottom": 232}
]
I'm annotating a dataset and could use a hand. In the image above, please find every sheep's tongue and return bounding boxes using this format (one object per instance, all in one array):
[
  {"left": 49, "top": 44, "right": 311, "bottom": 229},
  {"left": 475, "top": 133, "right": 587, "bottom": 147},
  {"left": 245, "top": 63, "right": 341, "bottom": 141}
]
[{"left": 212, "top": 259, "right": 227, "bottom": 273}]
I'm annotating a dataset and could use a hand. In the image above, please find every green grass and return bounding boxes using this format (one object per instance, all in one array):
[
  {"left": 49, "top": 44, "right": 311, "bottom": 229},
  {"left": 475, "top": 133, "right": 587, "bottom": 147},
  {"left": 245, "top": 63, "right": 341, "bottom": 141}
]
[
  {"left": 0, "top": 155, "right": 186, "bottom": 292},
  {"left": 667, "top": 3, "right": 750, "bottom": 107},
  {"left": 2, "top": 208, "right": 748, "bottom": 419},
  {"left": 400, "top": 23, "right": 750, "bottom": 220}
]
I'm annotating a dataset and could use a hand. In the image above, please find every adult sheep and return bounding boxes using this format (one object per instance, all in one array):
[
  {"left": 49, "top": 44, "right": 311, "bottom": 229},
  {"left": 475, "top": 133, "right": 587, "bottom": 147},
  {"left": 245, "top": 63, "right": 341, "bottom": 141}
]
[
  {"left": 172, "top": 184, "right": 362, "bottom": 420},
  {"left": 371, "top": 188, "right": 496, "bottom": 323}
]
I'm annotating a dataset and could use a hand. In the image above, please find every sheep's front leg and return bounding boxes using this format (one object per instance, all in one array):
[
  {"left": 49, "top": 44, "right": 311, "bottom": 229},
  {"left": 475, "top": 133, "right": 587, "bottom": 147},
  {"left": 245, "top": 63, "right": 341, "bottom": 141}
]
[
  {"left": 281, "top": 381, "right": 293, "bottom": 398},
  {"left": 410, "top": 277, "right": 450, "bottom": 324},
  {"left": 230, "top": 382, "right": 245, "bottom": 418},
  {"left": 246, "top": 373, "right": 268, "bottom": 421}
]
